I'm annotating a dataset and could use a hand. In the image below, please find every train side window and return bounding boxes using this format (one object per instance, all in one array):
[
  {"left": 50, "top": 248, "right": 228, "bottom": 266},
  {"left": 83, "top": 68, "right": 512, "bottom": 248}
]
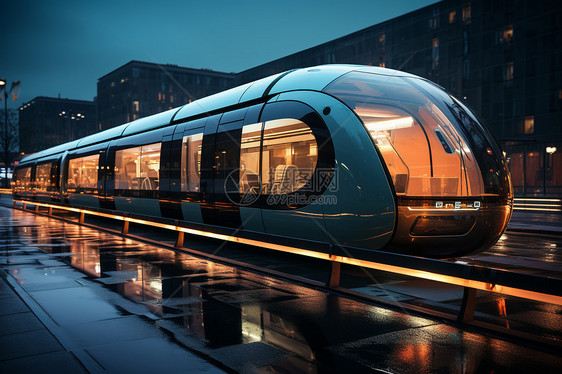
[
  {"left": 261, "top": 119, "right": 318, "bottom": 195},
  {"left": 180, "top": 132, "right": 203, "bottom": 192},
  {"left": 14, "top": 167, "right": 31, "bottom": 190},
  {"left": 36, "top": 162, "right": 52, "bottom": 192},
  {"left": 67, "top": 155, "right": 99, "bottom": 190},
  {"left": 115, "top": 143, "right": 161, "bottom": 191},
  {"left": 240, "top": 123, "right": 262, "bottom": 196}
]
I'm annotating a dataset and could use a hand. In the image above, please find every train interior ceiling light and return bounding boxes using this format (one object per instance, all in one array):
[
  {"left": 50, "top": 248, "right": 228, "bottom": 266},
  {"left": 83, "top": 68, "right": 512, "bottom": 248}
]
[{"left": 12, "top": 65, "right": 513, "bottom": 258}]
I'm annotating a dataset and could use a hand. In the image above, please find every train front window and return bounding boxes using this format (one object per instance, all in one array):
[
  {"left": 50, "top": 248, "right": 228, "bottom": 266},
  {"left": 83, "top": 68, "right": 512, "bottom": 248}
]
[
  {"left": 67, "top": 155, "right": 99, "bottom": 190},
  {"left": 324, "top": 71, "right": 485, "bottom": 197},
  {"left": 115, "top": 143, "right": 161, "bottom": 191}
]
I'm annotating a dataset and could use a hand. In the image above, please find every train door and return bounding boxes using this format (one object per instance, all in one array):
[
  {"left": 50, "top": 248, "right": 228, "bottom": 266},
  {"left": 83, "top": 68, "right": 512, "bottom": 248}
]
[
  {"left": 179, "top": 119, "right": 206, "bottom": 223},
  {"left": 99, "top": 144, "right": 115, "bottom": 210},
  {"left": 200, "top": 113, "right": 242, "bottom": 228},
  {"left": 51, "top": 156, "right": 62, "bottom": 203},
  {"left": 199, "top": 105, "right": 263, "bottom": 229},
  {"left": 159, "top": 125, "right": 182, "bottom": 219}
]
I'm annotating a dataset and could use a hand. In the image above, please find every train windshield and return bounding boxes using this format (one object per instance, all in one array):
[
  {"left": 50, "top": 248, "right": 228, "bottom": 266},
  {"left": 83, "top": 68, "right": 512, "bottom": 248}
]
[{"left": 324, "top": 71, "right": 510, "bottom": 198}]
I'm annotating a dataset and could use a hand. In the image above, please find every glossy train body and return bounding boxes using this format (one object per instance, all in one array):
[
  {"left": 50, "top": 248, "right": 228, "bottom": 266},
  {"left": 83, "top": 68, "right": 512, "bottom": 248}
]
[{"left": 13, "top": 65, "right": 512, "bottom": 258}]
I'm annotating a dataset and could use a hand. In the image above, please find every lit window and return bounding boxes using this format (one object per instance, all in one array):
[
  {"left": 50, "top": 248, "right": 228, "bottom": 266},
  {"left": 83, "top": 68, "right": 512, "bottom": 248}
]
[
  {"left": 449, "top": 10, "right": 456, "bottom": 23},
  {"left": 506, "top": 62, "right": 514, "bottom": 81},
  {"left": 379, "top": 34, "right": 385, "bottom": 47},
  {"left": 110, "top": 82, "right": 115, "bottom": 87},
  {"left": 503, "top": 26, "right": 513, "bottom": 44},
  {"left": 240, "top": 123, "right": 262, "bottom": 196},
  {"left": 14, "top": 167, "right": 31, "bottom": 190},
  {"left": 67, "top": 154, "right": 99, "bottom": 190},
  {"left": 115, "top": 143, "right": 161, "bottom": 190},
  {"left": 432, "top": 38, "right": 439, "bottom": 69},
  {"left": 133, "top": 101, "right": 139, "bottom": 112},
  {"left": 379, "top": 62, "right": 386, "bottom": 68},
  {"left": 524, "top": 116, "right": 534, "bottom": 134},
  {"left": 36, "top": 163, "right": 52, "bottom": 192},
  {"left": 260, "top": 119, "right": 318, "bottom": 195},
  {"left": 180, "top": 133, "right": 203, "bottom": 192},
  {"left": 462, "top": 3, "right": 471, "bottom": 22}
]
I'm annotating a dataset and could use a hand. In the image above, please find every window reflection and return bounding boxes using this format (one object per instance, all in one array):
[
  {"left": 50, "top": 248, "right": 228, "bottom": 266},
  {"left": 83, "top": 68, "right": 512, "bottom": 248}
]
[
  {"left": 180, "top": 133, "right": 203, "bottom": 192},
  {"left": 115, "top": 143, "right": 161, "bottom": 190},
  {"left": 14, "top": 167, "right": 31, "bottom": 190},
  {"left": 36, "top": 163, "right": 52, "bottom": 192},
  {"left": 240, "top": 123, "right": 262, "bottom": 195},
  {"left": 67, "top": 154, "right": 99, "bottom": 190},
  {"left": 260, "top": 119, "right": 318, "bottom": 195}
]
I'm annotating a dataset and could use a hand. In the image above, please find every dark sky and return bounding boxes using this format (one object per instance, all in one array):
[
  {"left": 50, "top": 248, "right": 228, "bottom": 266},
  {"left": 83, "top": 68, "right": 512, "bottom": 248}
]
[{"left": 1, "top": 0, "right": 435, "bottom": 106}]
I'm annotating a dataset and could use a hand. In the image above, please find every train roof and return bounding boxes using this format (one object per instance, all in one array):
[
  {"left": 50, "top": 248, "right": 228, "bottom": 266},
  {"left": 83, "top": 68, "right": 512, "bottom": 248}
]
[{"left": 18, "top": 64, "right": 416, "bottom": 166}]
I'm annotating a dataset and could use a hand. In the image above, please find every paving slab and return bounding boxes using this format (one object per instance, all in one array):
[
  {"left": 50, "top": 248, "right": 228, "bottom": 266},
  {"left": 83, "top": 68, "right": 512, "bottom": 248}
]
[
  {"left": 86, "top": 337, "right": 224, "bottom": 373},
  {"left": 0, "top": 329, "right": 63, "bottom": 361},
  {"left": 0, "top": 311, "right": 44, "bottom": 337},
  {"left": 0, "top": 350, "right": 87, "bottom": 374}
]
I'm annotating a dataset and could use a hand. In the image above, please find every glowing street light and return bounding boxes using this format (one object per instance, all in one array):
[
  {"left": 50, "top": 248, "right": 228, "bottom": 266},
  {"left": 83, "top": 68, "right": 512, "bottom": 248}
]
[
  {"left": 59, "top": 110, "right": 86, "bottom": 141},
  {"left": 546, "top": 146, "right": 557, "bottom": 154}
]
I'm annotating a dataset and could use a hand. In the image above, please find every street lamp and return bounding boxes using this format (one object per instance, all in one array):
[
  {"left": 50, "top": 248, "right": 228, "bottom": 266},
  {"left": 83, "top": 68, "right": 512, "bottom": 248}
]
[
  {"left": 0, "top": 78, "right": 21, "bottom": 187},
  {"left": 544, "top": 146, "right": 557, "bottom": 194},
  {"left": 59, "top": 110, "right": 86, "bottom": 142}
]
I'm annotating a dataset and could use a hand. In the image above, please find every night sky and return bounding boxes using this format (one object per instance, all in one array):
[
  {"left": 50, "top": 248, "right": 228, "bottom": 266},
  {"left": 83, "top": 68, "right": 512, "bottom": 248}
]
[{"left": 1, "top": 0, "right": 435, "bottom": 106}]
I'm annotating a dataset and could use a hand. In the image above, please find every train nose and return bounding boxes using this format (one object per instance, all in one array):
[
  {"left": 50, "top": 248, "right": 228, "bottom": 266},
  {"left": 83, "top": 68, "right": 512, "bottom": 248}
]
[
  {"left": 389, "top": 197, "right": 512, "bottom": 258},
  {"left": 324, "top": 69, "right": 514, "bottom": 258}
]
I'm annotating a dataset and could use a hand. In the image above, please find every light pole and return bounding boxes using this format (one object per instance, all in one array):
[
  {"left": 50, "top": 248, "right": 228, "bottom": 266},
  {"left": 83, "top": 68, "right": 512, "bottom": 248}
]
[
  {"left": 59, "top": 110, "right": 85, "bottom": 142},
  {"left": 545, "top": 146, "right": 557, "bottom": 195},
  {"left": 0, "top": 79, "right": 20, "bottom": 187}
]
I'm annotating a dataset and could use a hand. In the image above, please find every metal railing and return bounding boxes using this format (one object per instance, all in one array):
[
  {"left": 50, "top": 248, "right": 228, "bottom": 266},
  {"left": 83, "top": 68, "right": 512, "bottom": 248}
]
[{"left": 513, "top": 197, "right": 562, "bottom": 212}]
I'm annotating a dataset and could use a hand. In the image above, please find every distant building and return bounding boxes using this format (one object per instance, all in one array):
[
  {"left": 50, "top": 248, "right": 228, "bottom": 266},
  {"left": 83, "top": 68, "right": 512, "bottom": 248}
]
[
  {"left": 97, "top": 60, "right": 236, "bottom": 130},
  {"left": 18, "top": 97, "right": 97, "bottom": 154},
  {"left": 237, "top": 0, "right": 562, "bottom": 196}
]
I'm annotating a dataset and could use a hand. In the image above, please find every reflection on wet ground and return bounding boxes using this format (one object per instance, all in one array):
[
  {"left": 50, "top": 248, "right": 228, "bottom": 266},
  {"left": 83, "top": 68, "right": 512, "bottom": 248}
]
[{"left": 1, "top": 206, "right": 562, "bottom": 373}]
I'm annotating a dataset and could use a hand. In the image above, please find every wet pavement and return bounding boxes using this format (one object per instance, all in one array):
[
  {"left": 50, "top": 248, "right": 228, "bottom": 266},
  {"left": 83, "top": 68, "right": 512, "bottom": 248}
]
[
  {"left": 508, "top": 211, "right": 562, "bottom": 234},
  {"left": 1, "top": 201, "right": 562, "bottom": 373}
]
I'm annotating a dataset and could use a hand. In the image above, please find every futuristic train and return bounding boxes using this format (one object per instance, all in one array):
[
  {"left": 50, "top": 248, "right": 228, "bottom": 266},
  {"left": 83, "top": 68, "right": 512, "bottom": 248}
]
[{"left": 12, "top": 65, "right": 513, "bottom": 258}]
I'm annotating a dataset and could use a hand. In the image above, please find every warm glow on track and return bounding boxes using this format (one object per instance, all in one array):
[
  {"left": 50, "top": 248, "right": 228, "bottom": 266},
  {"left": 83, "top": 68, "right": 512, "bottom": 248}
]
[{"left": 13, "top": 199, "right": 562, "bottom": 306}]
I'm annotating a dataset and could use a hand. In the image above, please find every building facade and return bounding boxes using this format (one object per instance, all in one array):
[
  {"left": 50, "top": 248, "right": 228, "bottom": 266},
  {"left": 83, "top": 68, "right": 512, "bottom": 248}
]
[
  {"left": 18, "top": 97, "right": 97, "bottom": 154},
  {"left": 237, "top": 0, "right": 562, "bottom": 196},
  {"left": 97, "top": 61, "right": 236, "bottom": 130}
]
